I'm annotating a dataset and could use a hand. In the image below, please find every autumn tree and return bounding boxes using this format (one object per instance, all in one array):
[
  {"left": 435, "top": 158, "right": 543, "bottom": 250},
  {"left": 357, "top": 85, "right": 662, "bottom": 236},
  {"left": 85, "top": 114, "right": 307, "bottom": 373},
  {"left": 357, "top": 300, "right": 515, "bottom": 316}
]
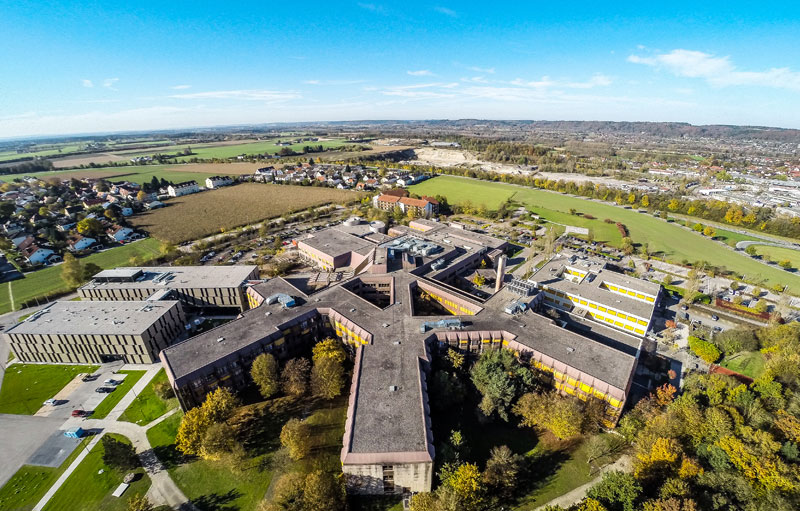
[
  {"left": 483, "top": 445, "right": 522, "bottom": 497},
  {"left": 61, "top": 252, "right": 83, "bottom": 287},
  {"left": 514, "top": 391, "right": 583, "bottom": 440},
  {"left": 280, "top": 418, "right": 312, "bottom": 460},
  {"left": 176, "top": 407, "right": 211, "bottom": 456},
  {"left": 587, "top": 470, "right": 642, "bottom": 511},
  {"left": 251, "top": 353, "right": 280, "bottom": 399},
  {"left": 281, "top": 358, "right": 311, "bottom": 398},
  {"left": 77, "top": 217, "right": 102, "bottom": 236},
  {"left": 470, "top": 348, "right": 533, "bottom": 421},
  {"left": 311, "top": 357, "right": 345, "bottom": 399},
  {"left": 441, "top": 462, "right": 484, "bottom": 510},
  {"left": 127, "top": 494, "right": 155, "bottom": 511},
  {"left": 303, "top": 470, "right": 343, "bottom": 511}
]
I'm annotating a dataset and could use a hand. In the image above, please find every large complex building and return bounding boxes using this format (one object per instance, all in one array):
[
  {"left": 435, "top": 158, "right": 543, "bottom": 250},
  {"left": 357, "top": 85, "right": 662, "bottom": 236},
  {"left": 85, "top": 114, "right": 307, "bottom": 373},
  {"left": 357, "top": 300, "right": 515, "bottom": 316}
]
[
  {"left": 78, "top": 266, "right": 259, "bottom": 312},
  {"left": 3, "top": 299, "right": 186, "bottom": 364},
  {"left": 160, "top": 221, "right": 652, "bottom": 496},
  {"left": 529, "top": 252, "right": 662, "bottom": 337}
]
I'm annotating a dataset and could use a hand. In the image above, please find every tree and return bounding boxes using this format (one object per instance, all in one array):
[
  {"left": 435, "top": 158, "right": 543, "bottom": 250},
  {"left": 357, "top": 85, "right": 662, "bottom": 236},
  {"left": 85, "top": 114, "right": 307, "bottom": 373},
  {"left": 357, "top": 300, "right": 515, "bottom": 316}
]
[
  {"left": 303, "top": 470, "right": 343, "bottom": 511},
  {"left": 640, "top": 195, "right": 650, "bottom": 208},
  {"left": 779, "top": 259, "right": 793, "bottom": 269},
  {"left": 587, "top": 470, "right": 642, "bottom": 511},
  {"left": 260, "top": 472, "right": 305, "bottom": 511},
  {"left": 251, "top": 353, "right": 280, "bottom": 399},
  {"left": 281, "top": 358, "right": 311, "bottom": 398},
  {"left": 667, "top": 199, "right": 680, "bottom": 211},
  {"left": 202, "top": 387, "right": 239, "bottom": 423},
  {"left": 77, "top": 217, "right": 103, "bottom": 236},
  {"left": 702, "top": 226, "right": 716, "bottom": 237},
  {"left": 127, "top": 494, "right": 155, "bottom": 511},
  {"left": 176, "top": 406, "right": 211, "bottom": 455},
  {"left": 446, "top": 348, "right": 465, "bottom": 370},
  {"left": 483, "top": 445, "right": 522, "bottom": 496},
  {"left": 82, "top": 262, "right": 102, "bottom": 281},
  {"left": 472, "top": 273, "right": 486, "bottom": 287},
  {"left": 470, "top": 349, "right": 533, "bottom": 421},
  {"left": 102, "top": 435, "right": 139, "bottom": 470},
  {"left": 311, "top": 356, "right": 345, "bottom": 399},
  {"left": 61, "top": 253, "right": 84, "bottom": 287},
  {"left": 409, "top": 492, "right": 437, "bottom": 511},
  {"left": 442, "top": 463, "right": 484, "bottom": 510},
  {"left": 200, "top": 422, "right": 245, "bottom": 465},
  {"left": 745, "top": 245, "right": 758, "bottom": 256},
  {"left": 280, "top": 418, "right": 311, "bottom": 460},
  {"left": 153, "top": 380, "right": 174, "bottom": 400},
  {"left": 687, "top": 336, "right": 721, "bottom": 364},
  {"left": 312, "top": 338, "right": 346, "bottom": 364},
  {"left": 692, "top": 223, "right": 703, "bottom": 232},
  {"left": 514, "top": 392, "right": 583, "bottom": 440}
]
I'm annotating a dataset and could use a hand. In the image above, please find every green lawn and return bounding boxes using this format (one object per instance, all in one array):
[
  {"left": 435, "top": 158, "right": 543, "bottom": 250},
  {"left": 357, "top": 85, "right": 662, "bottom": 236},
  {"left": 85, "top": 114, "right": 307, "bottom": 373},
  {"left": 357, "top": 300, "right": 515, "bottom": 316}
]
[
  {"left": 146, "top": 394, "right": 349, "bottom": 511},
  {"left": 89, "top": 370, "right": 146, "bottom": 419},
  {"left": 720, "top": 351, "right": 766, "bottom": 379},
  {"left": 409, "top": 176, "right": 800, "bottom": 292},
  {"left": 0, "top": 363, "right": 98, "bottom": 415},
  {"left": 753, "top": 244, "right": 800, "bottom": 269},
  {"left": 712, "top": 227, "right": 761, "bottom": 247},
  {"left": 0, "top": 437, "right": 90, "bottom": 511},
  {"left": 118, "top": 369, "right": 178, "bottom": 425},
  {"left": 42, "top": 433, "right": 151, "bottom": 511},
  {"left": 513, "top": 434, "right": 623, "bottom": 510},
  {"left": 0, "top": 238, "right": 161, "bottom": 314}
]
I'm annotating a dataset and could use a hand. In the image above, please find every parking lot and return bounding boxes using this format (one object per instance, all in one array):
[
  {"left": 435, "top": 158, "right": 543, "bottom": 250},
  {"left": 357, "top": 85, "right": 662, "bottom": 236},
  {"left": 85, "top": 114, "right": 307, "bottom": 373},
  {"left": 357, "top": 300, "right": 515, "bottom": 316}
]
[
  {"left": 34, "top": 364, "right": 128, "bottom": 420},
  {"left": 0, "top": 413, "right": 65, "bottom": 487}
]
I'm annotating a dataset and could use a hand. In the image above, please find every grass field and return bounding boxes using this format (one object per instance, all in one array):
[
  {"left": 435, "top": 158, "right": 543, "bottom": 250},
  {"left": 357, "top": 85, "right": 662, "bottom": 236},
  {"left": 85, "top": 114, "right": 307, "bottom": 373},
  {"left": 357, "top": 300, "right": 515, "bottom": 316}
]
[
  {"left": 408, "top": 176, "right": 800, "bottom": 292},
  {"left": 0, "top": 238, "right": 162, "bottom": 315},
  {"left": 0, "top": 437, "right": 90, "bottom": 510},
  {"left": 753, "top": 244, "right": 800, "bottom": 269},
  {"left": 124, "top": 138, "right": 348, "bottom": 162},
  {"left": 720, "top": 351, "right": 766, "bottom": 379},
  {"left": 42, "top": 433, "right": 151, "bottom": 511},
  {"left": 118, "top": 369, "right": 178, "bottom": 425},
  {"left": 130, "top": 183, "right": 363, "bottom": 243},
  {"left": 90, "top": 370, "right": 146, "bottom": 419},
  {"left": 0, "top": 363, "right": 98, "bottom": 415},
  {"left": 711, "top": 227, "right": 761, "bottom": 247}
]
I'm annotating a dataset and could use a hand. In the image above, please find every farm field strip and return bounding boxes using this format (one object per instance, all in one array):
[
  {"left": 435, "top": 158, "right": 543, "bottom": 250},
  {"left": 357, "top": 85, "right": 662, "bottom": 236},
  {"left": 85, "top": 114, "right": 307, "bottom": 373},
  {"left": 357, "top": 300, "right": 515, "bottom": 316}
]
[
  {"left": 408, "top": 175, "right": 800, "bottom": 291},
  {"left": 19, "top": 163, "right": 264, "bottom": 183},
  {"left": 130, "top": 183, "right": 363, "bottom": 243}
]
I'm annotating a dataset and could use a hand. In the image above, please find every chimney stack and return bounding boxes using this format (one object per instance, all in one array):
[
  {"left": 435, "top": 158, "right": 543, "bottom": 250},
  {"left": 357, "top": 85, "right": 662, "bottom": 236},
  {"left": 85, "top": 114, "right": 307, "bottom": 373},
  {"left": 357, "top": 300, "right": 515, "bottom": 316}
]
[{"left": 495, "top": 255, "right": 507, "bottom": 293}]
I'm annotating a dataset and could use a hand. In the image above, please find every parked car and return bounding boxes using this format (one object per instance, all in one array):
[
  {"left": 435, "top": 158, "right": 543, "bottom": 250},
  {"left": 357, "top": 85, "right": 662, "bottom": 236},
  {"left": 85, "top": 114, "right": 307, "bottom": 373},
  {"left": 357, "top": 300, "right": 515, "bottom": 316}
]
[
  {"left": 712, "top": 326, "right": 723, "bottom": 333},
  {"left": 103, "top": 379, "right": 121, "bottom": 386},
  {"left": 43, "top": 398, "right": 57, "bottom": 406},
  {"left": 71, "top": 409, "right": 91, "bottom": 417},
  {"left": 680, "top": 305, "right": 689, "bottom": 311},
  {"left": 711, "top": 315, "right": 719, "bottom": 321},
  {"left": 95, "top": 387, "right": 115, "bottom": 393},
  {"left": 81, "top": 374, "right": 98, "bottom": 382}
]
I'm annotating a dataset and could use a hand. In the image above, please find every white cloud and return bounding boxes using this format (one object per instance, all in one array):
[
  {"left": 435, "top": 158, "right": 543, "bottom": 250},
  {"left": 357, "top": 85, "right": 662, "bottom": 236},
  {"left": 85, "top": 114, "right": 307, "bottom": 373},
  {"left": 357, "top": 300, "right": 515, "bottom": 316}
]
[
  {"left": 102, "top": 78, "right": 119, "bottom": 89},
  {"left": 81, "top": 79, "right": 93, "bottom": 88},
  {"left": 407, "top": 70, "right": 433, "bottom": 76},
  {"left": 357, "top": 3, "right": 385, "bottom": 13},
  {"left": 434, "top": 6, "right": 457, "bottom": 17},
  {"left": 171, "top": 84, "right": 191, "bottom": 90},
  {"left": 302, "top": 79, "right": 365, "bottom": 85},
  {"left": 169, "top": 89, "right": 301, "bottom": 101},
  {"left": 509, "top": 74, "right": 611, "bottom": 89},
  {"left": 303, "top": 80, "right": 321, "bottom": 85},
  {"left": 468, "top": 66, "right": 495, "bottom": 74},
  {"left": 628, "top": 49, "right": 800, "bottom": 91},
  {"left": 461, "top": 76, "right": 489, "bottom": 83}
]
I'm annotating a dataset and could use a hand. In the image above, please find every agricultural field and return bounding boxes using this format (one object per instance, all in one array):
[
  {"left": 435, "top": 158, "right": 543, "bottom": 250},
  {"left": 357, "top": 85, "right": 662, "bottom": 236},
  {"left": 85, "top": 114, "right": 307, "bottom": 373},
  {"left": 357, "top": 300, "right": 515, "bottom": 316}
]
[
  {"left": 130, "top": 183, "right": 363, "bottom": 243},
  {"left": 19, "top": 163, "right": 262, "bottom": 184},
  {"left": 123, "top": 137, "right": 349, "bottom": 162},
  {"left": 409, "top": 176, "right": 800, "bottom": 292},
  {"left": 0, "top": 238, "right": 161, "bottom": 315}
]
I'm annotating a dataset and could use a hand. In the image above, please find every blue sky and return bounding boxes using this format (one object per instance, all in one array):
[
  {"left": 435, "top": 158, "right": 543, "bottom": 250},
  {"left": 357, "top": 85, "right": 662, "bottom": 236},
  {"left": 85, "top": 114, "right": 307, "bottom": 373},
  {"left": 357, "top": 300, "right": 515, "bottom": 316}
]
[{"left": 2, "top": 1, "right": 800, "bottom": 137}]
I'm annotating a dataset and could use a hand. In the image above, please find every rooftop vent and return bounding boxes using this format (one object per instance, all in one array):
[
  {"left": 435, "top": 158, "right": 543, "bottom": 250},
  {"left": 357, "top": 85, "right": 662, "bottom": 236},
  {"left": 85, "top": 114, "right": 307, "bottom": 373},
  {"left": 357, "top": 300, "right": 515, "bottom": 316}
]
[
  {"left": 566, "top": 347, "right": 575, "bottom": 353},
  {"left": 382, "top": 323, "right": 390, "bottom": 328},
  {"left": 265, "top": 311, "right": 271, "bottom": 316},
  {"left": 389, "top": 385, "right": 398, "bottom": 392},
  {"left": 216, "top": 337, "right": 225, "bottom": 343},
  {"left": 393, "top": 341, "right": 401, "bottom": 345},
  {"left": 349, "top": 308, "right": 356, "bottom": 312}
]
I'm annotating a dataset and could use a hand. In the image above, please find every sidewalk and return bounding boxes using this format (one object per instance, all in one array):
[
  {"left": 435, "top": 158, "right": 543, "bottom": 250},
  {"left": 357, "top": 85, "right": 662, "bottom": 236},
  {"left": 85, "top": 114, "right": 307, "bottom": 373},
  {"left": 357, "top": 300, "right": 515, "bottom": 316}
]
[{"left": 535, "top": 455, "right": 633, "bottom": 510}]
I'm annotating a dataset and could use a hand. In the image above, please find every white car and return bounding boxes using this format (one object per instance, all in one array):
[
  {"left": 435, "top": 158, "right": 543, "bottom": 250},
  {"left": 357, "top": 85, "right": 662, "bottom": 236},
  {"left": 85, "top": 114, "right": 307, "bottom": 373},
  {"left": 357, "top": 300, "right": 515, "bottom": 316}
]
[
  {"left": 103, "top": 379, "right": 121, "bottom": 386},
  {"left": 43, "top": 398, "right": 57, "bottom": 406}
]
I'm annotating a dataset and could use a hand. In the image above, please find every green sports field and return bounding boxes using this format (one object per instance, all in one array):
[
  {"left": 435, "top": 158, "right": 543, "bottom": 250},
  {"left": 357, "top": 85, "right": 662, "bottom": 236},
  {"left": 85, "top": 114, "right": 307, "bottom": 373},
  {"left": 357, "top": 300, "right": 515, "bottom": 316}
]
[
  {"left": 408, "top": 176, "right": 800, "bottom": 292},
  {"left": 752, "top": 244, "right": 800, "bottom": 268}
]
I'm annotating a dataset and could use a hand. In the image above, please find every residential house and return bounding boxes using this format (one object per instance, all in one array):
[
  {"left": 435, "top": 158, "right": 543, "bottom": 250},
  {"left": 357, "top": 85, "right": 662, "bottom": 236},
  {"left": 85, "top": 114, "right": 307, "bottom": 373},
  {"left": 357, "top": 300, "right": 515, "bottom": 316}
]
[
  {"left": 67, "top": 235, "right": 97, "bottom": 252},
  {"left": 167, "top": 181, "right": 200, "bottom": 197},
  {"left": 18, "top": 237, "right": 59, "bottom": 265},
  {"left": 205, "top": 176, "right": 234, "bottom": 189},
  {"left": 107, "top": 225, "right": 135, "bottom": 243}
]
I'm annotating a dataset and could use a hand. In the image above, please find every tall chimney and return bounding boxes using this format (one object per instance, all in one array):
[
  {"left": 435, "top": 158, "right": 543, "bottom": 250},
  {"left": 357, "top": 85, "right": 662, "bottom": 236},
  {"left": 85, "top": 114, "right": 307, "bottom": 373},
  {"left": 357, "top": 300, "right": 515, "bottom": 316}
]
[{"left": 495, "top": 255, "right": 507, "bottom": 293}]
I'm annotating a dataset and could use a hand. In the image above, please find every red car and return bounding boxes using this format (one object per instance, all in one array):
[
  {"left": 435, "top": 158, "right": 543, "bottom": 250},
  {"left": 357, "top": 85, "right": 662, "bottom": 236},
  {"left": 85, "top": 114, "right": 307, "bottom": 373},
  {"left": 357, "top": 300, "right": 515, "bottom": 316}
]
[{"left": 71, "top": 409, "right": 90, "bottom": 417}]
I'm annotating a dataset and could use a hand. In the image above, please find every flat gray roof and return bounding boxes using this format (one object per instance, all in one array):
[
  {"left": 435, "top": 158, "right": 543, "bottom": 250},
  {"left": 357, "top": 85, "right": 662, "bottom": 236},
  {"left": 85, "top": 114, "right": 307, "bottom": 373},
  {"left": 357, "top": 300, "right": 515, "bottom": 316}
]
[
  {"left": 531, "top": 254, "right": 659, "bottom": 319},
  {"left": 298, "top": 229, "right": 376, "bottom": 259},
  {"left": 5, "top": 300, "right": 182, "bottom": 336},
  {"left": 81, "top": 265, "right": 258, "bottom": 290}
]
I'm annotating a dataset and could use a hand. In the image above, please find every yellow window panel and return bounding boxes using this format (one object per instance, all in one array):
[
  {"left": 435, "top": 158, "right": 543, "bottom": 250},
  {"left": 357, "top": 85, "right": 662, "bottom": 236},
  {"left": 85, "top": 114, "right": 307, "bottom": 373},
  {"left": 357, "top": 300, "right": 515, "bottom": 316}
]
[
  {"left": 624, "top": 324, "right": 634, "bottom": 331},
  {"left": 598, "top": 306, "right": 607, "bottom": 312},
  {"left": 589, "top": 303, "right": 597, "bottom": 309},
  {"left": 580, "top": 383, "right": 591, "bottom": 393},
  {"left": 646, "top": 296, "right": 655, "bottom": 303},
  {"left": 607, "top": 310, "right": 616, "bottom": 316},
  {"left": 614, "top": 321, "right": 624, "bottom": 327},
  {"left": 567, "top": 377, "right": 578, "bottom": 386},
  {"left": 593, "top": 390, "right": 606, "bottom": 399},
  {"left": 627, "top": 290, "right": 636, "bottom": 296},
  {"left": 627, "top": 315, "right": 636, "bottom": 321},
  {"left": 638, "top": 319, "right": 648, "bottom": 326},
  {"left": 608, "top": 397, "right": 622, "bottom": 407},
  {"left": 636, "top": 293, "right": 645, "bottom": 299},
  {"left": 635, "top": 329, "right": 645, "bottom": 335},
  {"left": 565, "top": 387, "right": 575, "bottom": 395}
]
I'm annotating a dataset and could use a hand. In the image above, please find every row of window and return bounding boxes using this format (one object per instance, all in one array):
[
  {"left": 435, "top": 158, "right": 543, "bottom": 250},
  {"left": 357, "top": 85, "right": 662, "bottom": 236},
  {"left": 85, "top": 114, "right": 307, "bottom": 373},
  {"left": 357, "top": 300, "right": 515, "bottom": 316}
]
[
  {"left": 601, "top": 282, "right": 656, "bottom": 303},
  {"left": 587, "top": 311, "right": 646, "bottom": 335},
  {"left": 423, "top": 290, "right": 475, "bottom": 315},
  {"left": 335, "top": 320, "right": 368, "bottom": 345},
  {"left": 533, "top": 360, "right": 623, "bottom": 409},
  {"left": 543, "top": 289, "right": 649, "bottom": 326}
]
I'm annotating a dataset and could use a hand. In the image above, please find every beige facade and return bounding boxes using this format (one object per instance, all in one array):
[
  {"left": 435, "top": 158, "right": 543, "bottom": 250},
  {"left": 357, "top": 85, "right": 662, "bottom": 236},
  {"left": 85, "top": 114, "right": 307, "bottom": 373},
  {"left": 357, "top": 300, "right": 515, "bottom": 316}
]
[
  {"left": 4, "top": 300, "right": 186, "bottom": 364},
  {"left": 342, "top": 462, "right": 433, "bottom": 494}
]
